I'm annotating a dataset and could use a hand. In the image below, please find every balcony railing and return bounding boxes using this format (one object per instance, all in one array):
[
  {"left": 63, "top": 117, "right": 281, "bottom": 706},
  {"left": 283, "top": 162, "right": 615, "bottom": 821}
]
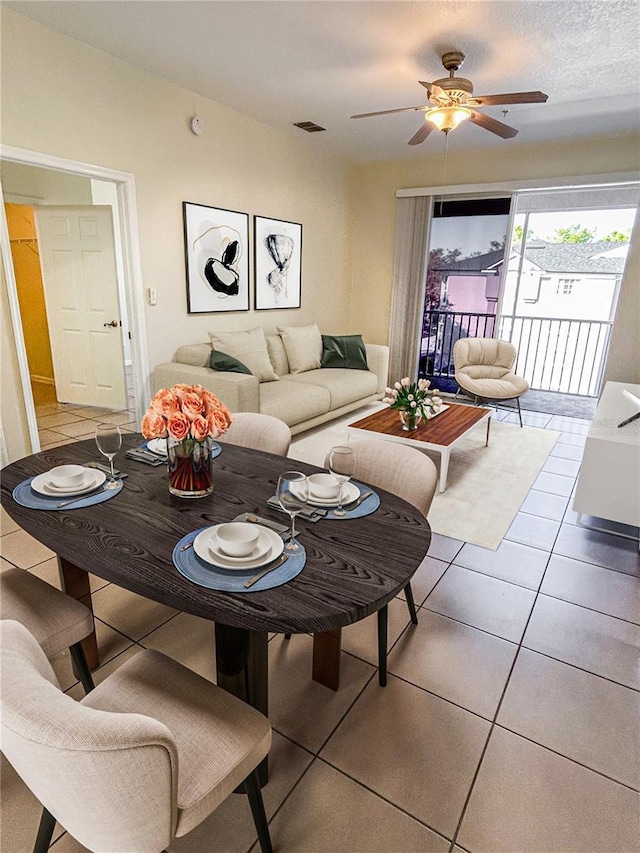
[{"left": 420, "top": 310, "right": 612, "bottom": 397}]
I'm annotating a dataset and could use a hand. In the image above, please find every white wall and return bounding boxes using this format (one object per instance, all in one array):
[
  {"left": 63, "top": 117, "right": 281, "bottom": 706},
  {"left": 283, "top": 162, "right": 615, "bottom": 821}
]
[
  {"left": 1, "top": 9, "right": 352, "bottom": 377},
  {"left": 1, "top": 161, "right": 93, "bottom": 205},
  {"left": 603, "top": 206, "right": 640, "bottom": 386}
]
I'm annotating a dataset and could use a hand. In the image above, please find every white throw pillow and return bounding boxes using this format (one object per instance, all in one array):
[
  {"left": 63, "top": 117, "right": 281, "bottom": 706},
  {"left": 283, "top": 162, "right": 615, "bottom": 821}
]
[
  {"left": 208, "top": 328, "right": 278, "bottom": 382},
  {"left": 278, "top": 323, "right": 322, "bottom": 374}
]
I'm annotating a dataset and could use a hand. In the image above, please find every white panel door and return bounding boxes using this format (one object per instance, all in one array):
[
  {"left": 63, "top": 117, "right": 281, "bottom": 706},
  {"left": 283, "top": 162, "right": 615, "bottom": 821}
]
[{"left": 35, "top": 206, "right": 126, "bottom": 409}]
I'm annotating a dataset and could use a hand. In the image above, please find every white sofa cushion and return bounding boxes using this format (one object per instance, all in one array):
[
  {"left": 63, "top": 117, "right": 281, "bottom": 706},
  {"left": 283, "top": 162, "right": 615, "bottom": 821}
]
[
  {"left": 209, "top": 328, "right": 278, "bottom": 382},
  {"left": 283, "top": 368, "right": 378, "bottom": 410},
  {"left": 259, "top": 378, "right": 330, "bottom": 427},
  {"left": 174, "top": 344, "right": 212, "bottom": 368},
  {"left": 277, "top": 324, "right": 322, "bottom": 374},
  {"left": 265, "top": 334, "right": 289, "bottom": 376}
]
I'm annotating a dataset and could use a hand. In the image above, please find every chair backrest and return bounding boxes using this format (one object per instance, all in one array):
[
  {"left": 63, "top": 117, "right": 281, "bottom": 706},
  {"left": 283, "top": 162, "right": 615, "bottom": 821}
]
[
  {"left": 453, "top": 337, "right": 517, "bottom": 375},
  {"left": 0, "top": 620, "right": 178, "bottom": 852},
  {"left": 219, "top": 412, "right": 291, "bottom": 456},
  {"left": 324, "top": 439, "right": 437, "bottom": 517},
  {"left": 0, "top": 567, "right": 94, "bottom": 657}
]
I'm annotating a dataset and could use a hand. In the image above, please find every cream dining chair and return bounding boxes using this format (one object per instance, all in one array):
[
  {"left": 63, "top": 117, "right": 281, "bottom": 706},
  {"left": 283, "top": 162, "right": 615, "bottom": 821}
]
[
  {"left": 0, "top": 619, "right": 273, "bottom": 853},
  {"left": 324, "top": 440, "right": 438, "bottom": 685},
  {"left": 282, "top": 439, "right": 437, "bottom": 685},
  {"left": 1, "top": 567, "right": 95, "bottom": 693},
  {"left": 218, "top": 412, "right": 292, "bottom": 456},
  {"left": 453, "top": 337, "right": 529, "bottom": 426}
]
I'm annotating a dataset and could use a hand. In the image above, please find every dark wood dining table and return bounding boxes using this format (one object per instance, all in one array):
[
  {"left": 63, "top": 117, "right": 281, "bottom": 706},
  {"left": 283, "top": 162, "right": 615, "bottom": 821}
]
[{"left": 1, "top": 433, "right": 431, "bottom": 779}]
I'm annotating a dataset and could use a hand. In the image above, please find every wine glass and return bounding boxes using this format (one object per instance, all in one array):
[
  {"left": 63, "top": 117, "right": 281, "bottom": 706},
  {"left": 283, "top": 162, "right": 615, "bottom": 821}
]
[
  {"left": 95, "top": 424, "right": 122, "bottom": 489},
  {"left": 276, "top": 471, "right": 309, "bottom": 552},
  {"left": 328, "top": 445, "right": 355, "bottom": 517}
]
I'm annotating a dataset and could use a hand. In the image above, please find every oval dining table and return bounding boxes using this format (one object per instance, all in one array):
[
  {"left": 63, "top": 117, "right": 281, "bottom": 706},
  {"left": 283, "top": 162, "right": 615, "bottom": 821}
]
[{"left": 1, "top": 433, "right": 431, "bottom": 781}]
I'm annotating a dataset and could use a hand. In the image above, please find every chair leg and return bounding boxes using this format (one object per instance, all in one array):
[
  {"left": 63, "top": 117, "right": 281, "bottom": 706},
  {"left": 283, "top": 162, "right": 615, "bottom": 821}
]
[
  {"left": 244, "top": 769, "right": 273, "bottom": 853},
  {"left": 69, "top": 642, "right": 95, "bottom": 693},
  {"left": 516, "top": 396, "right": 523, "bottom": 428},
  {"left": 377, "top": 605, "right": 388, "bottom": 687},
  {"left": 404, "top": 582, "right": 418, "bottom": 625},
  {"left": 33, "top": 807, "right": 55, "bottom": 853}
]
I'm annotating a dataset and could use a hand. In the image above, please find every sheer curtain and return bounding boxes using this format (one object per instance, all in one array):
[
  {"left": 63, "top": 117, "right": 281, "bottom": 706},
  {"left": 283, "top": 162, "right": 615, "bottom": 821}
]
[{"left": 388, "top": 196, "right": 432, "bottom": 381}]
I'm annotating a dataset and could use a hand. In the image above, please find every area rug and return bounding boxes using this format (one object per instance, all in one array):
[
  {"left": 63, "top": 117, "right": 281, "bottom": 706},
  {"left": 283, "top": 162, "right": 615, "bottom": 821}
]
[
  {"left": 427, "top": 420, "right": 558, "bottom": 550},
  {"left": 289, "top": 407, "right": 559, "bottom": 551}
]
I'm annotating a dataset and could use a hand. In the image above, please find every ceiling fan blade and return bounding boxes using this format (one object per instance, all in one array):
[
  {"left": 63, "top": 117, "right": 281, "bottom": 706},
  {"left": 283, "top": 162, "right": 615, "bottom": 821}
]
[
  {"left": 469, "top": 110, "right": 519, "bottom": 138},
  {"left": 351, "top": 105, "right": 426, "bottom": 119},
  {"left": 473, "top": 91, "right": 549, "bottom": 106},
  {"left": 408, "top": 122, "right": 435, "bottom": 146},
  {"left": 419, "top": 81, "right": 448, "bottom": 102}
]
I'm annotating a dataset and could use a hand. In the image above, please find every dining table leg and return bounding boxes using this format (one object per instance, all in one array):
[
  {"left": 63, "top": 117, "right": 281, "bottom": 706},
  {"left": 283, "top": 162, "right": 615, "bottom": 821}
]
[
  {"left": 57, "top": 556, "right": 100, "bottom": 671},
  {"left": 214, "top": 624, "right": 269, "bottom": 786},
  {"left": 312, "top": 628, "right": 342, "bottom": 691}
]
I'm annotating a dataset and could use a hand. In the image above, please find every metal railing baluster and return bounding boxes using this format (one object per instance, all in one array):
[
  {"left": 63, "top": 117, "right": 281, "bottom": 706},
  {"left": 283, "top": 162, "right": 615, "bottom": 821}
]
[{"left": 419, "top": 310, "right": 612, "bottom": 397}]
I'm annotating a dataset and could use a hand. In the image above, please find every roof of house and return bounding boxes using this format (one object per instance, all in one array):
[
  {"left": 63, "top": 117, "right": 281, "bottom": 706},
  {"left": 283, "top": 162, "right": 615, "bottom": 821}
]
[
  {"left": 513, "top": 240, "right": 628, "bottom": 274},
  {"left": 433, "top": 241, "right": 629, "bottom": 276},
  {"left": 432, "top": 249, "right": 504, "bottom": 274}
]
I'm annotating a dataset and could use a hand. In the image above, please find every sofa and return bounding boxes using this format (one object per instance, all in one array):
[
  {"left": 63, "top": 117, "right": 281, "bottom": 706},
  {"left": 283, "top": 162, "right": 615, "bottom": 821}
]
[{"left": 153, "top": 328, "right": 389, "bottom": 436}]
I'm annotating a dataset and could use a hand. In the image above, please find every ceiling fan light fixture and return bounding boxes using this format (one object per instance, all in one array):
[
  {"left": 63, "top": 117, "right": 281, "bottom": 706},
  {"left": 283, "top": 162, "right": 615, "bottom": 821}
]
[{"left": 425, "top": 106, "right": 472, "bottom": 133}]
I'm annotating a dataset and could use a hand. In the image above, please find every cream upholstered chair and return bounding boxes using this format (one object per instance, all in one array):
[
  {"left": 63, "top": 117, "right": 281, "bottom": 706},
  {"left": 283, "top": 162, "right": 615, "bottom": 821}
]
[
  {"left": 453, "top": 337, "right": 529, "bottom": 427},
  {"left": 219, "top": 412, "right": 291, "bottom": 456},
  {"left": 315, "top": 439, "right": 437, "bottom": 686},
  {"left": 0, "top": 620, "right": 273, "bottom": 853},
  {"left": 1, "top": 567, "right": 95, "bottom": 693}
]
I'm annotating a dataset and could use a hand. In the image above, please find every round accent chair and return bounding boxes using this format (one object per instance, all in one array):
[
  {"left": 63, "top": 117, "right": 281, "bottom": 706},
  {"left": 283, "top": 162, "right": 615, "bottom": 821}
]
[{"left": 453, "top": 337, "right": 529, "bottom": 426}]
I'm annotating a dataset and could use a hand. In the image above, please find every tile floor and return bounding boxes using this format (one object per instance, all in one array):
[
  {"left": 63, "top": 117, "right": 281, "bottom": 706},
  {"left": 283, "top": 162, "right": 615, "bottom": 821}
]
[{"left": 1, "top": 396, "right": 639, "bottom": 853}]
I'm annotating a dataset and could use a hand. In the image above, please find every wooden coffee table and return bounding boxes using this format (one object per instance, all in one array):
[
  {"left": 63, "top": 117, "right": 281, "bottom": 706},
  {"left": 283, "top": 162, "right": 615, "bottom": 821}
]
[{"left": 347, "top": 403, "right": 492, "bottom": 493}]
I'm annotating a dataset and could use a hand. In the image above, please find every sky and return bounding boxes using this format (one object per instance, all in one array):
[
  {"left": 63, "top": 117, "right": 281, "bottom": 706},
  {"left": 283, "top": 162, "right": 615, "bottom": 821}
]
[
  {"left": 520, "top": 209, "right": 636, "bottom": 242},
  {"left": 429, "top": 207, "right": 636, "bottom": 259}
]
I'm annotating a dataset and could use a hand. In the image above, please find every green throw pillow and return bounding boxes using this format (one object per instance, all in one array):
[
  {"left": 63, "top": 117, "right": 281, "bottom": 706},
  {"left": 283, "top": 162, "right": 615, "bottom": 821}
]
[
  {"left": 321, "top": 335, "right": 368, "bottom": 371},
  {"left": 209, "top": 350, "right": 252, "bottom": 375}
]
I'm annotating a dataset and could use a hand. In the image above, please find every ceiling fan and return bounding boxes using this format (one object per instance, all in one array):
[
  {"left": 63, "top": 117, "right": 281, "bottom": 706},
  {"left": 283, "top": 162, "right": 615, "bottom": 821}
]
[{"left": 351, "top": 51, "right": 548, "bottom": 145}]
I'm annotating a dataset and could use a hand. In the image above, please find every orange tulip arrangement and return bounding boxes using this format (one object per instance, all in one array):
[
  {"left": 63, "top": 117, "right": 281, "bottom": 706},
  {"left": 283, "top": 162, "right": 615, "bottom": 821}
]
[{"left": 142, "top": 384, "right": 232, "bottom": 496}]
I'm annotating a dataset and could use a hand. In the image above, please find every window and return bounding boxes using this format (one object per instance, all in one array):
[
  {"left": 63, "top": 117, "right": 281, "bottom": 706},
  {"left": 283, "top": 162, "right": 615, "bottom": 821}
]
[{"left": 557, "top": 278, "right": 578, "bottom": 295}]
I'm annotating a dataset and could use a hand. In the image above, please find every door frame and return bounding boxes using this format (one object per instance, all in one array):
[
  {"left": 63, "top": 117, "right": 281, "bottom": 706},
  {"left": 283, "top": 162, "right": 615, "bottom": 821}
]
[{"left": 0, "top": 144, "right": 149, "bottom": 451}]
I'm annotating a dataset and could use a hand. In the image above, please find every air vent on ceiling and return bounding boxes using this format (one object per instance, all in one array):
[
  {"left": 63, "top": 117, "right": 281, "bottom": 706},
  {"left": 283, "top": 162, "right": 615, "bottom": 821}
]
[{"left": 293, "top": 121, "right": 326, "bottom": 133}]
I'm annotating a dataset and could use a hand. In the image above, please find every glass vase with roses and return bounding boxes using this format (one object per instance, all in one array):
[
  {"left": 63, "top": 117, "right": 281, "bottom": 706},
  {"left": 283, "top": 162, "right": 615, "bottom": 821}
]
[{"left": 141, "top": 384, "right": 232, "bottom": 498}]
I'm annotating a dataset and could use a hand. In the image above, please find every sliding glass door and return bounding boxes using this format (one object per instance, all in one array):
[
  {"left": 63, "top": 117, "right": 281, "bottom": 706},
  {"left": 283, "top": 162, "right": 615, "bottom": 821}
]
[{"left": 499, "top": 192, "right": 637, "bottom": 397}]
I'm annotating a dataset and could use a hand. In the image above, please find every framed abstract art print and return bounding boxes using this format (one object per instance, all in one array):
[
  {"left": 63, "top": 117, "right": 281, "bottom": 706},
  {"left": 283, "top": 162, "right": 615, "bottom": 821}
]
[
  {"left": 254, "top": 215, "right": 302, "bottom": 310},
  {"left": 183, "top": 202, "right": 250, "bottom": 313}
]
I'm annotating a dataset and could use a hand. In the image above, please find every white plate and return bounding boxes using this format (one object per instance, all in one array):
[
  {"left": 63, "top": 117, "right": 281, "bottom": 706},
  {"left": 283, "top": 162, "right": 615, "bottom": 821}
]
[
  {"left": 31, "top": 469, "right": 107, "bottom": 497},
  {"left": 193, "top": 525, "right": 284, "bottom": 570},
  {"left": 296, "top": 480, "right": 360, "bottom": 507},
  {"left": 147, "top": 438, "right": 168, "bottom": 456},
  {"left": 209, "top": 532, "right": 271, "bottom": 563}
]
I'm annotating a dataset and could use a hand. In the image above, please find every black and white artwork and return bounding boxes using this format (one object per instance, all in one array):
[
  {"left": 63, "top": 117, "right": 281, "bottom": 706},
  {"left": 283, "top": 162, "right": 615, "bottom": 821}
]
[
  {"left": 254, "top": 216, "right": 302, "bottom": 310},
  {"left": 183, "top": 202, "right": 250, "bottom": 313}
]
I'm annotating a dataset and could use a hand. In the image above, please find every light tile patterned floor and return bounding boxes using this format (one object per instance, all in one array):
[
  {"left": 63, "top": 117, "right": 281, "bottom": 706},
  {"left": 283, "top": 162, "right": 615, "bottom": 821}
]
[{"left": 1, "top": 396, "right": 639, "bottom": 853}]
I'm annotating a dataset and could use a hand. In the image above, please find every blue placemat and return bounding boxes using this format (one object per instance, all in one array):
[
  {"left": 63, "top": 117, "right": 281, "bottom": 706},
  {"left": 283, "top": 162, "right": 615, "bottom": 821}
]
[
  {"left": 324, "top": 481, "right": 380, "bottom": 520},
  {"left": 173, "top": 527, "right": 306, "bottom": 592},
  {"left": 141, "top": 440, "right": 223, "bottom": 459},
  {"left": 302, "top": 480, "right": 380, "bottom": 521},
  {"left": 13, "top": 477, "right": 124, "bottom": 511},
  {"left": 267, "top": 481, "right": 380, "bottom": 521}
]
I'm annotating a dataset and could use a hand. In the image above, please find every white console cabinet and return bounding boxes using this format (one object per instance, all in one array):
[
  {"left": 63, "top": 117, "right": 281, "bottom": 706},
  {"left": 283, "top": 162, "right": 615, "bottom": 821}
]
[{"left": 572, "top": 382, "right": 640, "bottom": 529}]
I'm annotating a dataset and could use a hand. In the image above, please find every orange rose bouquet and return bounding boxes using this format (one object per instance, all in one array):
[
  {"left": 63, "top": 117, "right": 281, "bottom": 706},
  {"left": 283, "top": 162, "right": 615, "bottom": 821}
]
[{"left": 142, "top": 384, "right": 232, "bottom": 497}]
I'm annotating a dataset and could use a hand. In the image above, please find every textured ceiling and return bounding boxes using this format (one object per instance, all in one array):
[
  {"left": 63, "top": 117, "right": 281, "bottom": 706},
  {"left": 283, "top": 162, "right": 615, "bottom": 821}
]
[{"left": 7, "top": 0, "right": 640, "bottom": 162}]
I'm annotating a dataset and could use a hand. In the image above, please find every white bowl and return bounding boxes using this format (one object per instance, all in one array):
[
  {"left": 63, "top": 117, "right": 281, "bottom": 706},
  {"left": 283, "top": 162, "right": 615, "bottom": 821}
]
[
  {"left": 307, "top": 473, "right": 340, "bottom": 500},
  {"left": 49, "top": 464, "right": 87, "bottom": 488},
  {"left": 214, "top": 522, "right": 260, "bottom": 558}
]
